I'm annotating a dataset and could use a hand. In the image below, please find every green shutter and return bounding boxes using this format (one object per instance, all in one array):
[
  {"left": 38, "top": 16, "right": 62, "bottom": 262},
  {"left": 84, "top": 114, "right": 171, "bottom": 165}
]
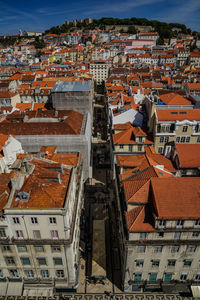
[{"left": 164, "top": 273, "right": 172, "bottom": 282}]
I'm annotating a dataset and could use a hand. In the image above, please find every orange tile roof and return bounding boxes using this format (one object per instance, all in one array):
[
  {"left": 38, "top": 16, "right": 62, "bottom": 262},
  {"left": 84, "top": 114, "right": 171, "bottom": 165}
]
[
  {"left": 176, "top": 144, "right": 200, "bottom": 168},
  {"left": 151, "top": 177, "right": 200, "bottom": 219},
  {"left": 10, "top": 159, "right": 71, "bottom": 209},
  {"left": 113, "top": 127, "right": 153, "bottom": 145},
  {"left": 159, "top": 93, "right": 192, "bottom": 105},
  {"left": 156, "top": 109, "right": 200, "bottom": 121},
  {"left": 126, "top": 205, "right": 155, "bottom": 232},
  {"left": 46, "top": 153, "right": 79, "bottom": 167},
  {"left": 0, "top": 133, "right": 9, "bottom": 151},
  {"left": 40, "top": 146, "right": 57, "bottom": 155}
]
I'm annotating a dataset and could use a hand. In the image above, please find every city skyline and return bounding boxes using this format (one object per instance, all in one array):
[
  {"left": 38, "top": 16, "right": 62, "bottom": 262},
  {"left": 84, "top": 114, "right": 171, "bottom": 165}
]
[{"left": 0, "top": 0, "right": 200, "bottom": 34}]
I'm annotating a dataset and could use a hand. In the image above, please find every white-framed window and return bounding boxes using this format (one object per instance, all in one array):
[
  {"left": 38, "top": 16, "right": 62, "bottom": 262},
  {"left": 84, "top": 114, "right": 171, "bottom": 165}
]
[
  {"left": 0, "top": 228, "right": 6, "bottom": 238},
  {"left": 137, "top": 246, "right": 146, "bottom": 253},
  {"left": 21, "top": 257, "right": 31, "bottom": 265},
  {"left": 174, "top": 232, "right": 181, "bottom": 239},
  {"left": 186, "top": 136, "right": 190, "bottom": 143},
  {"left": 171, "top": 246, "right": 179, "bottom": 253},
  {"left": 176, "top": 136, "right": 180, "bottom": 143},
  {"left": 194, "top": 220, "right": 200, "bottom": 227},
  {"left": 49, "top": 217, "right": 57, "bottom": 224},
  {"left": 51, "top": 245, "right": 61, "bottom": 252},
  {"left": 183, "top": 259, "right": 192, "bottom": 266},
  {"left": 135, "top": 259, "right": 144, "bottom": 267},
  {"left": 158, "top": 220, "right": 166, "bottom": 228},
  {"left": 182, "top": 126, "right": 188, "bottom": 132},
  {"left": 34, "top": 246, "right": 44, "bottom": 252},
  {"left": 9, "top": 269, "right": 19, "bottom": 278},
  {"left": 180, "top": 136, "right": 185, "bottom": 143},
  {"left": 41, "top": 269, "right": 49, "bottom": 278},
  {"left": 192, "top": 232, "right": 199, "bottom": 238},
  {"left": 139, "top": 232, "right": 147, "bottom": 240},
  {"left": 187, "top": 245, "right": 196, "bottom": 253},
  {"left": 56, "top": 269, "right": 65, "bottom": 278},
  {"left": 16, "top": 230, "right": 24, "bottom": 239},
  {"left": 158, "top": 147, "right": 163, "bottom": 154},
  {"left": 195, "top": 272, "right": 200, "bottom": 281},
  {"left": 37, "top": 257, "right": 47, "bottom": 265},
  {"left": 151, "top": 260, "right": 160, "bottom": 267},
  {"left": 31, "top": 217, "right": 38, "bottom": 224},
  {"left": 13, "top": 217, "right": 20, "bottom": 224},
  {"left": 53, "top": 257, "right": 63, "bottom": 265},
  {"left": 5, "top": 256, "right": 15, "bottom": 265},
  {"left": 168, "top": 259, "right": 176, "bottom": 266},
  {"left": 138, "top": 145, "right": 142, "bottom": 152},
  {"left": 17, "top": 245, "right": 27, "bottom": 252},
  {"left": 24, "top": 270, "right": 34, "bottom": 278},
  {"left": 154, "top": 246, "right": 162, "bottom": 253},
  {"left": 33, "top": 230, "right": 41, "bottom": 239},
  {"left": 176, "top": 220, "right": 184, "bottom": 227},
  {"left": 1, "top": 245, "right": 11, "bottom": 252},
  {"left": 51, "top": 230, "right": 59, "bottom": 239},
  {"left": 180, "top": 272, "right": 188, "bottom": 281}
]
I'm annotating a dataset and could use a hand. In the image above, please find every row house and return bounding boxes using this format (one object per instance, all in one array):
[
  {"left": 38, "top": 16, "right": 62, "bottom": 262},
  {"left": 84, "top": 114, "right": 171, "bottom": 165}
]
[
  {"left": 0, "top": 152, "right": 84, "bottom": 295},
  {"left": 153, "top": 109, "right": 200, "bottom": 155}
]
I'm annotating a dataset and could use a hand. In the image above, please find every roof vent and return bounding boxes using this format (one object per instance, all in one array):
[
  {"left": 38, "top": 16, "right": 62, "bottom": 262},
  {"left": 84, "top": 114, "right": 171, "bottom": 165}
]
[{"left": 16, "top": 192, "right": 30, "bottom": 202}]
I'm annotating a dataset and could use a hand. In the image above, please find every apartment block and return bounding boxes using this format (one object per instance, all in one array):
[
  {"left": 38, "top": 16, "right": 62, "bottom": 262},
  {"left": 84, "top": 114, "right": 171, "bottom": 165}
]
[{"left": 89, "top": 61, "right": 109, "bottom": 84}]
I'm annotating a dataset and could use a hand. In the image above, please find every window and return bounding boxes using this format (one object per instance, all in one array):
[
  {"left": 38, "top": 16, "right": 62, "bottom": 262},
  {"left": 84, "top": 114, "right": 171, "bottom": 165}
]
[
  {"left": 138, "top": 137, "right": 143, "bottom": 143},
  {"left": 31, "top": 217, "right": 38, "bottom": 224},
  {"left": 176, "top": 220, "right": 184, "bottom": 227},
  {"left": 9, "top": 269, "right": 19, "bottom": 278},
  {"left": 176, "top": 136, "right": 180, "bottom": 143},
  {"left": 158, "top": 147, "right": 163, "bottom": 154},
  {"left": 149, "top": 273, "right": 157, "bottom": 282},
  {"left": 21, "top": 257, "right": 31, "bottom": 265},
  {"left": 187, "top": 245, "right": 196, "bottom": 253},
  {"left": 180, "top": 136, "right": 185, "bottom": 143},
  {"left": 137, "top": 246, "right": 146, "bottom": 253},
  {"left": 0, "top": 270, "right": 3, "bottom": 278},
  {"left": 158, "top": 220, "right": 166, "bottom": 228},
  {"left": 129, "top": 145, "right": 133, "bottom": 151},
  {"left": 159, "top": 137, "right": 164, "bottom": 143},
  {"left": 24, "top": 270, "right": 34, "bottom": 278},
  {"left": 34, "top": 246, "right": 44, "bottom": 252},
  {"left": 0, "top": 228, "right": 6, "bottom": 238},
  {"left": 33, "top": 230, "right": 41, "bottom": 239},
  {"left": 16, "top": 230, "right": 24, "bottom": 238},
  {"left": 174, "top": 232, "right": 181, "bottom": 239},
  {"left": 195, "top": 220, "right": 200, "bottom": 227},
  {"left": 13, "top": 217, "right": 20, "bottom": 224},
  {"left": 5, "top": 257, "right": 15, "bottom": 265},
  {"left": 197, "top": 136, "right": 200, "bottom": 143},
  {"left": 139, "top": 232, "right": 147, "bottom": 240},
  {"left": 56, "top": 270, "right": 65, "bottom": 278},
  {"left": 41, "top": 270, "right": 49, "bottom": 278},
  {"left": 138, "top": 145, "right": 142, "bottom": 152},
  {"left": 158, "top": 232, "right": 164, "bottom": 237},
  {"left": 180, "top": 272, "right": 188, "bottom": 281},
  {"left": 134, "top": 273, "right": 142, "bottom": 281},
  {"left": 51, "top": 230, "right": 59, "bottom": 239},
  {"left": 135, "top": 260, "right": 144, "bottom": 267},
  {"left": 49, "top": 217, "right": 57, "bottom": 224},
  {"left": 53, "top": 258, "right": 63, "bottom": 265},
  {"left": 195, "top": 273, "right": 200, "bottom": 281},
  {"left": 182, "top": 126, "right": 188, "bottom": 132},
  {"left": 168, "top": 260, "right": 176, "bottom": 266},
  {"left": 164, "top": 137, "right": 169, "bottom": 143},
  {"left": 37, "top": 257, "right": 47, "bottom": 265},
  {"left": 154, "top": 246, "right": 162, "bottom": 253},
  {"left": 119, "top": 145, "right": 124, "bottom": 149},
  {"left": 17, "top": 245, "right": 27, "bottom": 252},
  {"left": 151, "top": 260, "right": 160, "bottom": 267},
  {"left": 171, "top": 246, "right": 179, "bottom": 253},
  {"left": 186, "top": 136, "right": 190, "bottom": 143},
  {"left": 51, "top": 246, "right": 61, "bottom": 252},
  {"left": 164, "top": 273, "right": 173, "bottom": 282},
  {"left": 192, "top": 232, "right": 199, "bottom": 238},
  {"left": 183, "top": 259, "right": 192, "bottom": 266},
  {"left": 1, "top": 245, "right": 11, "bottom": 252}
]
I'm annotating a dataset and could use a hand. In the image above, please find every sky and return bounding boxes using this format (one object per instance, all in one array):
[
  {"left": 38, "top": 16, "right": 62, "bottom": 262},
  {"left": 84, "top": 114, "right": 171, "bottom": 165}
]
[{"left": 0, "top": 0, "right": 200, "bottom": 34}]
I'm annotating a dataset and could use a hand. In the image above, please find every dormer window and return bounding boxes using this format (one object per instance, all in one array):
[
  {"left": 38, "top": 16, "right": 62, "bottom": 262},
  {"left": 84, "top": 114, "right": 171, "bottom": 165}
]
[
  {"left": 158, "top": 220, "right": 166, "bottom": 228},
  {"left": 138, "top": 136, "right": 143, "bottom": 143},
  {"left": 182, "top": 126, "right": 188, "bottom": 133},
  {"left": 176, "top": 220, "right": 184, "bottom": 228}
]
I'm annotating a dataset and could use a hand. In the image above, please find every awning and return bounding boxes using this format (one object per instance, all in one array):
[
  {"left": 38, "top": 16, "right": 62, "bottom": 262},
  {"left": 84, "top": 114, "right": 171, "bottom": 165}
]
[
  {"left": 191, "top": 286, "right": 200, "bottom": 298},
  {"left": 0, "top": 282, "right": 8, "bottom": 296},
  {"left": 7, "top": 281, "right": 23, "bottom": 296}
]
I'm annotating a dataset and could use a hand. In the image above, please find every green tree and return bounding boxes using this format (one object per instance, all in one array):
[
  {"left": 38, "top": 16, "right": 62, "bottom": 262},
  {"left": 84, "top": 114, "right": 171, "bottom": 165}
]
[{"left": 127, "top": 26, "right": 137, "bottom": 34}]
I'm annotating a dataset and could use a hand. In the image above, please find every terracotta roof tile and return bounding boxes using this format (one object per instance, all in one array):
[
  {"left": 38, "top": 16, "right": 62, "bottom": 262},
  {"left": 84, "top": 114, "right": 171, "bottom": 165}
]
[
  {"left": 156, "top": 109, "right": 200, "bottom": 122},
  {"left": 176, "top": 144, "right": 200, "bottom": 168}
]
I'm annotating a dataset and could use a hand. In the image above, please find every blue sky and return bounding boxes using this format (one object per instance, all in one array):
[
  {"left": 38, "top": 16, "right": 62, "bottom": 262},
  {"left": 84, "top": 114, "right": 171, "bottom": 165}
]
[{"left": 0, "top": 0, "right": 200, "bottom": 34}]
